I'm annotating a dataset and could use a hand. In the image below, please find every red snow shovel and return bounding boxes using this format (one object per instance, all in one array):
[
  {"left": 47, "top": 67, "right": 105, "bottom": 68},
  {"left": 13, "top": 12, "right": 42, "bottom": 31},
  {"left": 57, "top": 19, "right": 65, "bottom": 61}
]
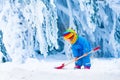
[{"left": 55, "top": 46, "right": 100, "bottom": 69}]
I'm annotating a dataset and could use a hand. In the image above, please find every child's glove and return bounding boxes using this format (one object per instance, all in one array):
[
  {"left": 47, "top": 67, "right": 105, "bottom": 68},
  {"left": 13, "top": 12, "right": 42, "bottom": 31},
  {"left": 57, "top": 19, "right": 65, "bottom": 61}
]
[{"left": 75, "top": 57, "right": 78, "bottom": 61}]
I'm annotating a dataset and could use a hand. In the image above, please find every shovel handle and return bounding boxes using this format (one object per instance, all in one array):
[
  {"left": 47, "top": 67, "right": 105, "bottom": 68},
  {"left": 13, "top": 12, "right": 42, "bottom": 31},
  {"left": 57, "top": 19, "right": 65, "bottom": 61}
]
[{"left": 93, "top": 46, "right": 100, "bottom": 51}]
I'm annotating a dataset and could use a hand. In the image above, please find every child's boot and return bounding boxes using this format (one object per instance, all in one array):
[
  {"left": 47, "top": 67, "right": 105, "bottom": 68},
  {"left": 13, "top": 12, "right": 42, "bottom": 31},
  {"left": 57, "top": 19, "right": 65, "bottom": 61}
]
[
  {"left": 74, "top": 65, "right": 81, "bottom": 69},
  {"left": 84, "top": 66, "right": 90, "bottom": 69}
]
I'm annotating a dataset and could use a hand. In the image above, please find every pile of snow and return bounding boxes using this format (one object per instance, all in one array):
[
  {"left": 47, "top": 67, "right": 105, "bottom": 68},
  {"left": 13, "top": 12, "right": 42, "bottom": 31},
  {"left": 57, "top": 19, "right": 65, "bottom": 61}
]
[{"left": 0, "top": 58, "right": 120, "bottom": 80}]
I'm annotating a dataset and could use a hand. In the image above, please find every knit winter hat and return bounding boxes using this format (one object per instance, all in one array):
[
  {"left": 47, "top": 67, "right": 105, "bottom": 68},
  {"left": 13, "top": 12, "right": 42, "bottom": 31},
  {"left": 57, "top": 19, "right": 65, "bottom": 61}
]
[{"left": 63, "top": 28, "right": 78, "bottom": 44}]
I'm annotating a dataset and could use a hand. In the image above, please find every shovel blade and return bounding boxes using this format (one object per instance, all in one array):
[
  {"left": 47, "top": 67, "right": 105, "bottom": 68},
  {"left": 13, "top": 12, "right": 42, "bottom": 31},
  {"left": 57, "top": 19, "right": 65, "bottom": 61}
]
[{"left": 54, "top": 63, "right": 65, "bottom": 69}]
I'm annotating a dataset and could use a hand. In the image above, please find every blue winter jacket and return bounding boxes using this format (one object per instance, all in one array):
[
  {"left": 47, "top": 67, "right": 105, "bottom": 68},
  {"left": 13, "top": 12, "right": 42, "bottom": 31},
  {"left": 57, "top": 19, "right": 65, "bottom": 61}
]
[{"left": 71, "top": 36, "right": 92, "bottom": 67}]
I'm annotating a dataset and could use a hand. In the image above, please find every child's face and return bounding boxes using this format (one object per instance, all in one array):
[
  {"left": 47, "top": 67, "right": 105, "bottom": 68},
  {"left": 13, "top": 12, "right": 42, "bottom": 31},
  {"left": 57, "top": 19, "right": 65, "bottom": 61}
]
[
  {"left": 66, "top": 39, "right": 71, "bottom": 43},
  {"left": 66, "top": 38, "right": 73, "bottom": 43}
]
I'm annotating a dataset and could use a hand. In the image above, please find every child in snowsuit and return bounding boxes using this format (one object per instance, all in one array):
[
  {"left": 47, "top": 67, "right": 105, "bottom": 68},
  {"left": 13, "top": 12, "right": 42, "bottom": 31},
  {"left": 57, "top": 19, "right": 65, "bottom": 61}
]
[{"left": 63, "top": 29, "right": 92, "bottom": 69}]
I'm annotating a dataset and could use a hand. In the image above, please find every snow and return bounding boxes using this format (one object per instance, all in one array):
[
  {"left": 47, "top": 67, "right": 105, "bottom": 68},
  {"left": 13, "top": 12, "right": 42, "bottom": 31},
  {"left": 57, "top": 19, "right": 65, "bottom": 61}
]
[
  {"left": 0, "top": 0, "right": 120, "bottom": 80},
  {"left": 0, "top": 57, "right": 120, "bottom": 80}
]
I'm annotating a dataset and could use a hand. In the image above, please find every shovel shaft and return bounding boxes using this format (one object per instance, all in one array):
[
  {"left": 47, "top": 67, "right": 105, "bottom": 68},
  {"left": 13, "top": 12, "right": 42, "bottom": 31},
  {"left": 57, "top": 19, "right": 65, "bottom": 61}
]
[{"left": 55, "top": 46, "right": 100, "bottom": 69}]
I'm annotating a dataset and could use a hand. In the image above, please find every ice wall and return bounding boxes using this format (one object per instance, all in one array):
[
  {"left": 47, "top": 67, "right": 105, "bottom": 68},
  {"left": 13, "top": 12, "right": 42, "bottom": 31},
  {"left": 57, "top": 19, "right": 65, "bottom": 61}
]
[{"left": 0, "top": 0, "right": 120, "bottom": 63}]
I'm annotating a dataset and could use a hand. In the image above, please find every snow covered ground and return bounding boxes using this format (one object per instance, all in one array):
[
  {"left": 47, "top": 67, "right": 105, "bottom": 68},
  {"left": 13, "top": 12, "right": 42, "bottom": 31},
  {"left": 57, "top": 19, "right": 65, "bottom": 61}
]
[{"left": 0, "top": 57, "right": 120, "bottom": 80}]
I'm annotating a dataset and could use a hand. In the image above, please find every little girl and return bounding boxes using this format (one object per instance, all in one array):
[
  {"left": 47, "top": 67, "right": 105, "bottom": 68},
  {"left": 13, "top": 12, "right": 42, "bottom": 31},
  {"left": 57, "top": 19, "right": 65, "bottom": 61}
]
[{"left": 63, "top": 29, "right": 92, "bottom": 69}]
